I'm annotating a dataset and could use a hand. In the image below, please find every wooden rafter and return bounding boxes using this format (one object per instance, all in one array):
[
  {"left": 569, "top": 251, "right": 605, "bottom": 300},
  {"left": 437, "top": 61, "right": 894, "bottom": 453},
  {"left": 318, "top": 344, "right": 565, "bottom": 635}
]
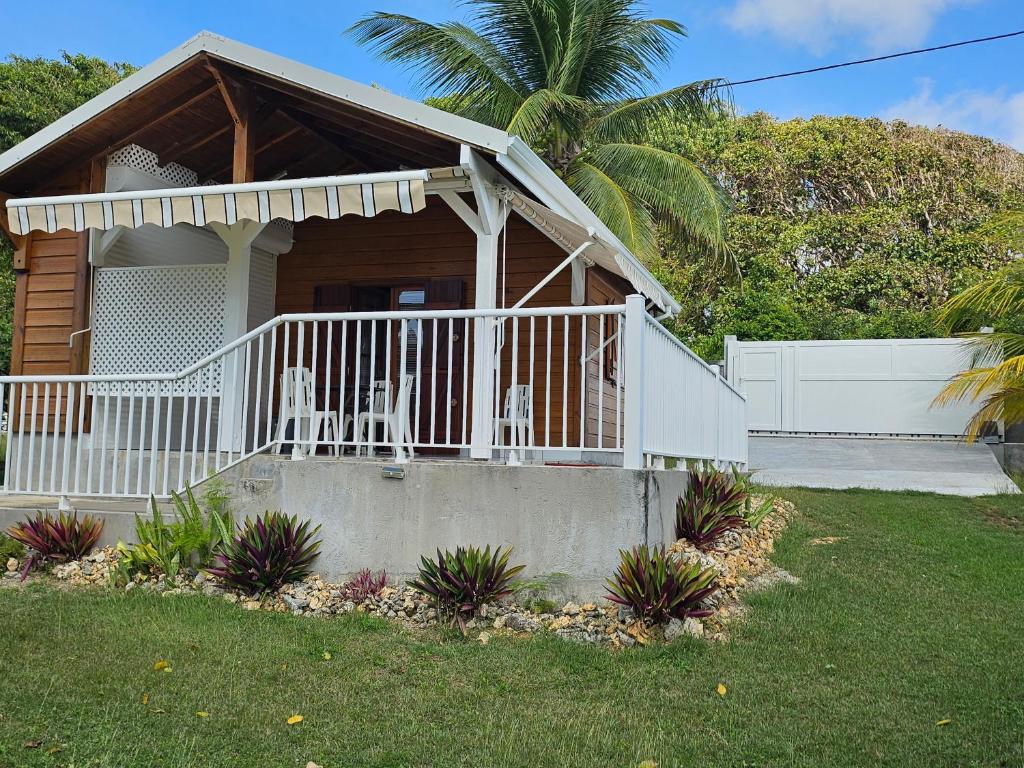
[
  {"left": 159, "top": 124, "right": 232, "bottom": 165},
  {"left": 204, "top": 58, "right": 255, "bottom": 183}
]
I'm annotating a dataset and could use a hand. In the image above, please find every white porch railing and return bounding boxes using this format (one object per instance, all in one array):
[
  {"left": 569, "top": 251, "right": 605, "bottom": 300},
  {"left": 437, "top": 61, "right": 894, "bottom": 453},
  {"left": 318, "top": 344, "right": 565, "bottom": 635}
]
[{"left": 0, "top": 296, "right": 746, "bottom": 500}]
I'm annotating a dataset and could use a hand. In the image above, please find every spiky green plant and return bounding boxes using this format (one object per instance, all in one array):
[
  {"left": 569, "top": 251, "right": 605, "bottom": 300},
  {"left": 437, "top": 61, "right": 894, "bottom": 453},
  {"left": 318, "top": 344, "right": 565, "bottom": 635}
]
[
  {"left": 675, "top": 467, "right": 746, "bottom": 549},
  {"left": 605, "top": 544, "right": 717, "bottom": 622},
  {"left": 206, "top": 512, "right": 322, "bottom": 595},
  {"left": 7, "top": 510, "right": 103, "bottom": 578},
  {"left": 933, "top": 243, "right": 1024, "bottom": 441},
  {"left": 409, "top": 545, "right": 526, "bottom": 632},
  {"left": 347, "top": 0, "right": 732, "bottom": 266}
]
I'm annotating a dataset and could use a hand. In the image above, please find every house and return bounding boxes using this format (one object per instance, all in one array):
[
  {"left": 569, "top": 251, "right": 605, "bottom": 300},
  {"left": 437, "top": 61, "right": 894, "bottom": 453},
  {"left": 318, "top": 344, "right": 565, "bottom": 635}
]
[{"left": 0, "top": 32, "right": 746, "bottom": 593}]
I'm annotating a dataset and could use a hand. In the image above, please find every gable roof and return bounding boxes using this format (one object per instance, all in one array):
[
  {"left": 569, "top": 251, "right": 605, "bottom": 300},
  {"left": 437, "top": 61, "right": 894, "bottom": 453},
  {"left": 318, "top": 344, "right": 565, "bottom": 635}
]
[{"left": 0, "top": 31, "right": 679, "bottom": 313}]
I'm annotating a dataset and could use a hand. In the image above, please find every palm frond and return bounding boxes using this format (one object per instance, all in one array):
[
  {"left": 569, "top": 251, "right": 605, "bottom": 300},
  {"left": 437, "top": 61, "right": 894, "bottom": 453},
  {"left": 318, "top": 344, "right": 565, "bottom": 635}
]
[
  {"left": 346, "top": 13, "right": 527, "bottom": 126},
  {"left": 470, "top": 0, "right": 562, "bottom": 88},
  {"left": 567, "top": 160, "right": 656, "bottom": 258},
  {"left": 593, "top": 80, "right": 724, "bottom": 144},
  {"left": 505, "top": 88, "right": 589, "bottom": 144},
  {"left": 588, "top": 142, "right": 730, "bottom": 264},
  {"left": 936, "top": 262, "right": 1024, "bottom": 333}
]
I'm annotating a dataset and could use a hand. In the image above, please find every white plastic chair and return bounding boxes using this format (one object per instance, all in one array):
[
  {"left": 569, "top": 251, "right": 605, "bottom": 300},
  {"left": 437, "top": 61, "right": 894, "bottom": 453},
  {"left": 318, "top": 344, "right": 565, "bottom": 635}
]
[
  {"left": 275, "top": 366, "right": 340, "bottom": 456},
  {"left": 356, "top": 375, "right": 416, "bottom": 460},
  {"left": 495, "top": 384, "right": 533, "bottom": 449}
]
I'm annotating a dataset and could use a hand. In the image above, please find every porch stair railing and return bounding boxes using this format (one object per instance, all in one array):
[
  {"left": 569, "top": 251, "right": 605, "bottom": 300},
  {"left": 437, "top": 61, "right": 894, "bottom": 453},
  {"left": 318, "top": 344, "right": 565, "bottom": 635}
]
[{"left": 0, "top": 297, "right": 747, "bottom": 501}]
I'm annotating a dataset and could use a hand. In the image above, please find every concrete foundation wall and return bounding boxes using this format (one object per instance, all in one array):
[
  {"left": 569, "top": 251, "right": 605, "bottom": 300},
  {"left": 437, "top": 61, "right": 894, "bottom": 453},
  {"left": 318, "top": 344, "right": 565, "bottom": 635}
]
[{"left": 206, "top": 456, "right": 687, "bottom": 600}]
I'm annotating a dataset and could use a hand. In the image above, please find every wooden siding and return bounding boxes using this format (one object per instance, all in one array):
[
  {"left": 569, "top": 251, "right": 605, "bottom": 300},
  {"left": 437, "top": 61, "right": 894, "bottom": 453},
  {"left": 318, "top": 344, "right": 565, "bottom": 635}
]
[{"left": 584, "top": 268, "right": 630, "bottom": 449}]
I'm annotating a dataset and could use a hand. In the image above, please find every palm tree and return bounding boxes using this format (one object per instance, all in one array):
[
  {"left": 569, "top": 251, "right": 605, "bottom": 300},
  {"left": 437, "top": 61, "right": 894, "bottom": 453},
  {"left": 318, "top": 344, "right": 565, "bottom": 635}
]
[
  {"left": 347, "top": 0, "right": 731, "bottom": 266},
  {"left": 933, "top": 212, "right": 1024, "bottom": 440}
]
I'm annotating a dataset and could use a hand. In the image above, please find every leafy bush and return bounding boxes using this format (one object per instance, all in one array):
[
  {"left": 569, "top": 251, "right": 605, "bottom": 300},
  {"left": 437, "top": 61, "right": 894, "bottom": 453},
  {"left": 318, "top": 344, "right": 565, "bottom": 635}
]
[
  {"left": 116, "top": 486, "right": 232, "bottom": 583},
  {"left": 410, "top": 545, "right": 526, "bottom": 632},
  {"left": 674, "top": 467, "right": 746, "bottom": 549},
  {"left": 206, "top": 512, "right": 321, "bottom": 594},
  {"left": 0, "top": 532, "right": 26, "bottom": 563},
  {"left": 341, "top": 568, "right": 388, "bottom": 602},
  {"left": 605, "top": 544, "right": 718, "bottom": 623},
  {"left": 7, "top": 510, "right": 103, "bottom": 578}
]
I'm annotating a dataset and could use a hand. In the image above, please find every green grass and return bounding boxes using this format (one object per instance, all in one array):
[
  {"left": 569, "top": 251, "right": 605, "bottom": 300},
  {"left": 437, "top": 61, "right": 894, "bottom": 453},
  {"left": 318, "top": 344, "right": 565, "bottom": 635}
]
[{"left": 1, "top": 488, "right": 1023, "bottom": 767}]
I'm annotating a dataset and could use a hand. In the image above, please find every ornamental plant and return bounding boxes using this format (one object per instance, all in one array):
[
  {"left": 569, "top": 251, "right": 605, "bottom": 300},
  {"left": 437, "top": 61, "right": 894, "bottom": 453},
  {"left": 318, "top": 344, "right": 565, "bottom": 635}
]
[
  {"left": 7, "top": 510, "right": 103, "bottom": 579},
  {"left": 206, "top": 512, "right": 321, "bottom": 594},
  {"left": 341, "top": 568, "right": 388, "bottom": 603},
  {"left": 674, "top": 467, "right": 746, "bottom": 549},
  {"left": 605, "top": 544, "right": 717, "bottom": 623},
  {"left": 410, "top": 545, "right": 525, "bottom": 632}
]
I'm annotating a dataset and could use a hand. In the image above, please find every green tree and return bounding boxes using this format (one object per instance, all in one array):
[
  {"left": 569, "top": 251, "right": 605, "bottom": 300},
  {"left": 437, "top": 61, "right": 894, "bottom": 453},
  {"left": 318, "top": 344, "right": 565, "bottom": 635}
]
[
  {"left": 0, "top": 53, "right": 132, "bottom": 373},
  {"left": 652, "top": 113, "right": 1024, "bottom": 359},
  {"left": 347, "top": 0, "right": 730, "bottom": 264}
]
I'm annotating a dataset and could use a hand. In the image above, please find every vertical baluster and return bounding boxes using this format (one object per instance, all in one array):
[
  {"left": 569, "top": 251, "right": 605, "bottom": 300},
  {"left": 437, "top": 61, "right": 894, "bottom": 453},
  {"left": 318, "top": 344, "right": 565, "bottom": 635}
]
[
  {"left": 15, "top": 383, "right": 27, "bottom": 491},
  {"left": 110, "top": 381, "right": 122, "bottom": 491},
  {"left": 135, "top": 383, "right": 148, "bottom": 495},
  {"left": 178, "top": 374, "right": 190, "bottom": 491},
  {"left": 27, "top": 383, "right": 38, "bottom": 492},
  {"left": 86, "top": 385, "right": 98, "bottom": 495},
  {"left": 161, "top": 379, "right": 174, "bottom": 496},
  {"left": 338, "top": 321, "right": 348, "bottom": 449},
  {"left": 445, "top": 317, "right": 454, "bottom": 447},
  {"left": 254, "top": 333, "right": 265, "bottom": 453},
  {"left": 399, "top": 319, "right": 408, "bottom": 450},
  {"left": 616, "top": 314, "right": 623, "bottom": 449},
  {"left": 413, "top": 317, "right": 423, "bottom": 445},
  {"left": 296, "top": 321, "right": 306, "bottom": 454},
  {"left": 40, "top": 383, "right": 51, "bottom": 493},
  {"left": 0, "top": 383, "right": 7, "bottom": 491},
  {"left": 509, "top": 317, "right": 519, "bottom": 455},
  {"left": 309, "top": 320, "right": 318, "bottom": 452},
  {"left": 123, "top": 385, "right": 135, "bottom": 496},
  {"left": 239, "top": 339, "right": 253, "bottom": 460},
  {"left": 189, "top": 373, "right": 201, "bottom": 486},
  {"left": 281, "top": 321, "right": 291, "bottom": 453},
  {"left": 322, "top": 321, "right": 332, "bottom": 452},
  {"left": 545, "top": 317, "right": 552, "bottom": 448},
  {"left": 61, "top": 381, "right": 75, "bottom": 501},
  {"left": 203, "top": 367, "right": 214, "bottom": 480},
  {"left": 353, "top": 320, "right": 362, "bottom": 453},
  {"left": 429, "top": 318, "right": 438, "bottom": 445},
  {"left": 579, "top": 315, "right": 586, "bottom": 450},
  {"left": 98, "top": 384, "right": 111, "bottom": 496},
  {"left": 562, "top": 316, "right": 569, "bottom": 449},
  {"left": 148, "top": 382, "right": 162, "bottom": 496},
  {"left": 597, "top": 312, "right": 605, "bottom": 448},
  {"left": 48, "top": 383, "right": 61, "bottom": 494},
  {"left": 265, "top": 325, "right": 277, "bottom": 448},
  {"left": 3, "top": 384, "right": 14, "bottom": 492},
  {"left": 74, "top": 382, "right": 86, "bottom": 495},
  {"left": 461, "top": 319, "right": 469, "bottom": 448},
  {"left": 492, "top": 318, "right": 503, "bottom": 446},
  {"left": 368, "top": 320, "right": 377, "bottom": 451},
  {"left": 383, "top": 318, "right": 392, "bottom": 448},
  {"left": 528, "top": 316, "right": 535, "bottom": 449}
]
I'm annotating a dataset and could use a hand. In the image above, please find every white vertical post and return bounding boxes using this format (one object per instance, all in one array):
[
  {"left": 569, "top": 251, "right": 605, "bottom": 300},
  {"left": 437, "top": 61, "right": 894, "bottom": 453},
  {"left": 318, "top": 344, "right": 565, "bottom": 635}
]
[
  {"left": 712, "top": 364, "right": 722, "bottom": 468},
  {"left": 211, "top": 221, "right": 264, "bottom": 454},
  {"left": 622, "top": 294, "right": 647, "bottom": 470},
  {"left": 464, "top": 147, "right": 503, "bottom": 461}
]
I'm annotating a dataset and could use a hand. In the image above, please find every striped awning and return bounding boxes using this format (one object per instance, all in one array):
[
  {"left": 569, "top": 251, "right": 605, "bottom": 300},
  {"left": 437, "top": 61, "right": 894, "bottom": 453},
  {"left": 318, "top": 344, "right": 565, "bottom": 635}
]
[{"left": 4, "top": 168, "right": 452, "bottom": 236}]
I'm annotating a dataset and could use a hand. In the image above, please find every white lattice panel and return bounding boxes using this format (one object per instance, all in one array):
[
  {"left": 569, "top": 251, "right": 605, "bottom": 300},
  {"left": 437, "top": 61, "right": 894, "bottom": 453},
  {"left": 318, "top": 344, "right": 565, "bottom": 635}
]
[
  {"left": 107, "top": 144, "right": 198, "bottom": 187},
  {"left": 90, "top": 265, "right": 227, "bottom": 395}
]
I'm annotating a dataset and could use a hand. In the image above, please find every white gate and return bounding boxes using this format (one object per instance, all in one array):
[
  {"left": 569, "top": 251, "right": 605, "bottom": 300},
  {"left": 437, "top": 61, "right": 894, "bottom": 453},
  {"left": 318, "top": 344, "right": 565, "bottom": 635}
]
[{"left": 724, "top": 337, "right": 980, "bottom": 437}]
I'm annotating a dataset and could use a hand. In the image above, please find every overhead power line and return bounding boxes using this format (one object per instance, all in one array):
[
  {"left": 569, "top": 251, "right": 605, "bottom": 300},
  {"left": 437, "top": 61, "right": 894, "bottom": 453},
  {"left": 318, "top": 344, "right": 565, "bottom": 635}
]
[{"left": 718, "top": 29, "right": 1024, "bottom": 89}]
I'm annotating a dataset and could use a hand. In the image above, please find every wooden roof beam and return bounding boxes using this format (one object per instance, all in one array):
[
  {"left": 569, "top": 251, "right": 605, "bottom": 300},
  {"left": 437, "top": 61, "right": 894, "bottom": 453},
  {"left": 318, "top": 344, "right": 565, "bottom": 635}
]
[{"left": 200, "top": 124, "right": 302, "bottom": 180}]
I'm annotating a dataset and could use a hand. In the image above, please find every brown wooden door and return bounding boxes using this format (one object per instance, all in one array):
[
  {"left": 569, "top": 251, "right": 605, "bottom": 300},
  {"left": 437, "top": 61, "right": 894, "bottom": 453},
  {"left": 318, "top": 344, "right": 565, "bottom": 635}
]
[{"left": 418, "top": 278, "right": 465, "bottom": 451}]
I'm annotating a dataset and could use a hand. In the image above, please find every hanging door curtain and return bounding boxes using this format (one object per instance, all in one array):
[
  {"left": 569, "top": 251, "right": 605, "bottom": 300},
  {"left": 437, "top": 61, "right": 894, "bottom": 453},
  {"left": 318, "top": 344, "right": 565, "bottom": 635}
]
[{"left": 3, "top": 168, "right": 466, "bottom": 236}]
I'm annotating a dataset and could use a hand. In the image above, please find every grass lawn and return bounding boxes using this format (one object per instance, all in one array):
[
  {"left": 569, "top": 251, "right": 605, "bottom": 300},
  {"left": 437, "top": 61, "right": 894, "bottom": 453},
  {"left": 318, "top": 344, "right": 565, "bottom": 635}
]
[{"left": 1, "top": 488, "right": 1023, "bottom": 768}]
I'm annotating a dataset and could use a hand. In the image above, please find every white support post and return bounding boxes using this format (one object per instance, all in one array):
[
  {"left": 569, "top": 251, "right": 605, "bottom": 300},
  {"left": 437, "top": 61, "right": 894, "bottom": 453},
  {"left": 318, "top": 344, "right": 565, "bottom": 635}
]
[
  {"left": 210, "top": 220, "right": 265, "bottom": 453},
  {"left": 461, "top": 146, "right": 505, "bottom": 461},
  {"left": 712, "top": 364, "right": 722, "bottom": 468},
  {"left": 622, "top": 294, "right": 647, "bottom": 470}
]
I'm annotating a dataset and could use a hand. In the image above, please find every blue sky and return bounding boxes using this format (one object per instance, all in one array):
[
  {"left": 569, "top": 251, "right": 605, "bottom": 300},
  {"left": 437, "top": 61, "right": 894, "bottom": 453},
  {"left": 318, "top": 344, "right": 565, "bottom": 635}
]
[{"left": 6, "top": 0, "right": 1024, "bottom": 148}]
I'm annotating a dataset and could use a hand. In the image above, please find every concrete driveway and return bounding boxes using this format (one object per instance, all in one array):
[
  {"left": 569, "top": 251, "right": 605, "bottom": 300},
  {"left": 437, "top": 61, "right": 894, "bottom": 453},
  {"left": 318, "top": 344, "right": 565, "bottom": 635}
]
[{"left": 749, "top": 436, "right": 1020, "bottom": 496}]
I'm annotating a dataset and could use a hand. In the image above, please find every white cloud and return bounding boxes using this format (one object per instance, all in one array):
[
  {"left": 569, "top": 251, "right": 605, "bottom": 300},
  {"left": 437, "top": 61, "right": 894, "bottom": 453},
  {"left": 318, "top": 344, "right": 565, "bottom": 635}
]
[
  {"left": 726, "top": 0, "right": 976, "bottom": 53},
  {"left": 880, "top": 78, "right": 1024, "bottom": 150}
]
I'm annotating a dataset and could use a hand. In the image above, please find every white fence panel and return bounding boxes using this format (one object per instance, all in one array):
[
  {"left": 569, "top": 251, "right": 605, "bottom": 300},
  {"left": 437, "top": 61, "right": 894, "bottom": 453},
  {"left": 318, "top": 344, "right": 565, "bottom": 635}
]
[{"left": 726, "top": 337, "right": 979, "bottom": 437}]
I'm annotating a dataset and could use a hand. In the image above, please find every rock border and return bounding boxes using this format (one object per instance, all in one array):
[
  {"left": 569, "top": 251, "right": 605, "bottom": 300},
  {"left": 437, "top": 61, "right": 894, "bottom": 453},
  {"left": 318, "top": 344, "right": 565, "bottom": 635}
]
[{"left": 3, "top": 497, "right": 797, "bottom": 647}]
